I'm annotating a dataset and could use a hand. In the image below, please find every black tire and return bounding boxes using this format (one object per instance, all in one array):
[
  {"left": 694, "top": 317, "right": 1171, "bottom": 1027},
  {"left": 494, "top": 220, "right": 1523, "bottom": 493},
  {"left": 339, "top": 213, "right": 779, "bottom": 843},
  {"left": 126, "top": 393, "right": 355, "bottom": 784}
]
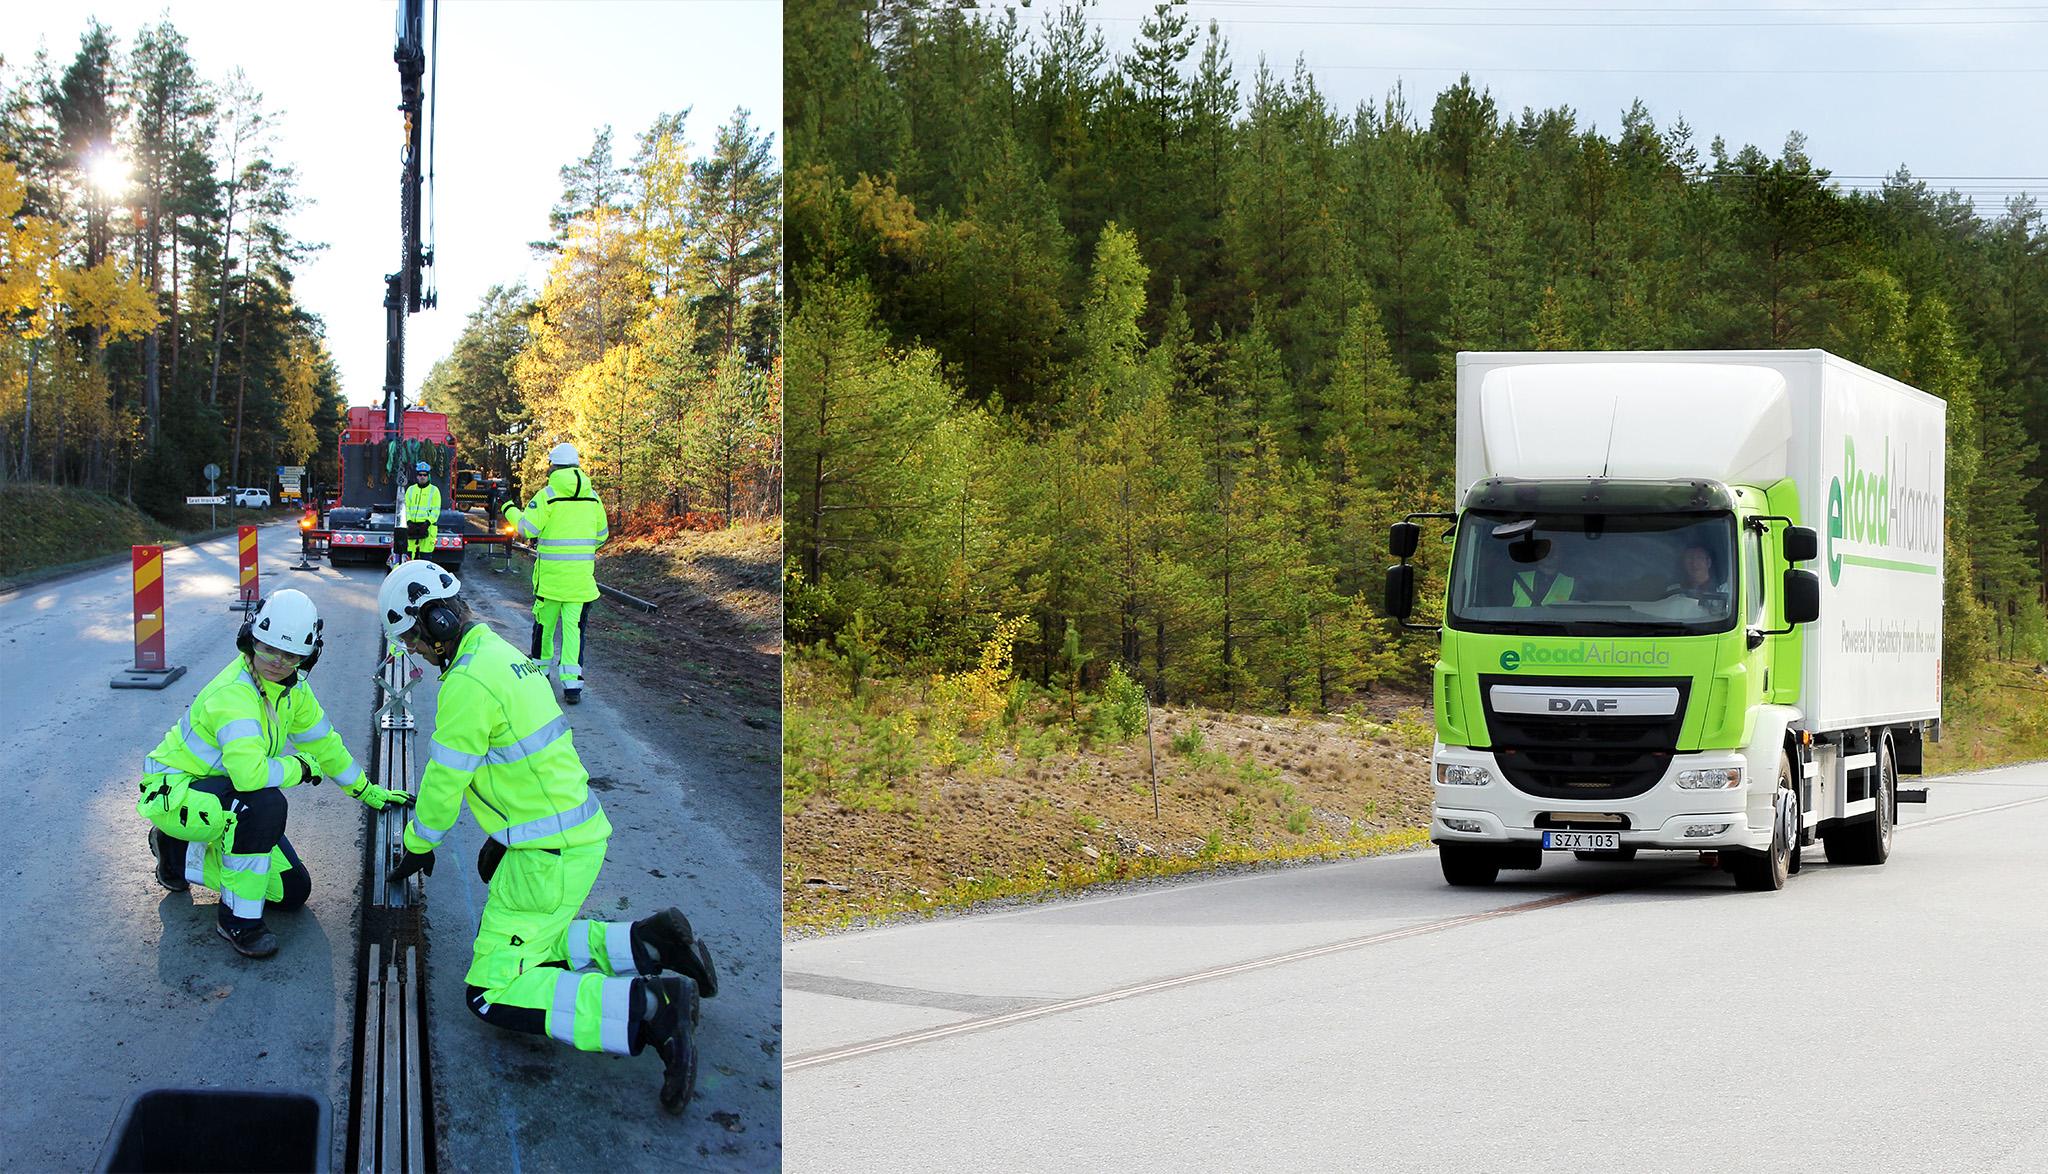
[
  {"left": 1439, "top": 843, "right": 1501, "bottom": 887},
  {"left": 1573, "top": 846, "right": 1638, "bottom": 862},
  {"left": 1730, "top": 755, "right": 1795, "bottom": 891},
  {"left": 1824, "top": 740, "right": 1895, "bottom": 866}
]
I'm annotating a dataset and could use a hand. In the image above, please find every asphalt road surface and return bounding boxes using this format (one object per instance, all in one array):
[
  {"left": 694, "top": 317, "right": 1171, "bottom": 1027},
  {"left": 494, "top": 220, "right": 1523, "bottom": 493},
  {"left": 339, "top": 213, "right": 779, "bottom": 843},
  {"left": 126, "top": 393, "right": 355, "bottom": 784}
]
[
  {"left": 0, "top": 524, "right": 780, "bottom": 1170},
  {"left": 786, "top": 761, "right": 2048, "bottom": 1173}
]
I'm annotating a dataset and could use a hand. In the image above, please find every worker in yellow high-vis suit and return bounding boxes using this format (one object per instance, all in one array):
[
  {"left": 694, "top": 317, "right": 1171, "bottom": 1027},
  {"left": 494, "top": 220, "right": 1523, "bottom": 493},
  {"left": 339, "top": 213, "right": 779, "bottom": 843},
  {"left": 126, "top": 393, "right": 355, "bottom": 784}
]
[
  {"left": 137, "top": 589, "right": 413, "bottom": 958},
  {"left": 377, "top": 561, "right": 718, "bottom": 1114},
  {"left": 503, "top": 442, "right": 607, "bottom": 705},
  {"left": 398, "top": 460, "right": 441, "bottom": 562}
]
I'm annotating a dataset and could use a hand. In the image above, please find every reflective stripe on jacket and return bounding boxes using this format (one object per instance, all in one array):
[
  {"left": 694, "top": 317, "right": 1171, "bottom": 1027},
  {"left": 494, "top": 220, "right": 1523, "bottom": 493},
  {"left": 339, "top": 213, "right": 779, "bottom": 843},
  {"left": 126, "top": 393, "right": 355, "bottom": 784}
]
[
  {"left": 503, "top": 467, "right": 608, "bottom": 604},
  {"left": 141, "top": 656, "right": 363, "bottom": 794},
  {"left": 404, "top": 483, "right": 442, "bottom": 524},
  {"left": 403, "top": 623, "right": 610, "bottom": 855},
  {"left": 1511, "top": 571, "right": 1575, "bottom": 607}
]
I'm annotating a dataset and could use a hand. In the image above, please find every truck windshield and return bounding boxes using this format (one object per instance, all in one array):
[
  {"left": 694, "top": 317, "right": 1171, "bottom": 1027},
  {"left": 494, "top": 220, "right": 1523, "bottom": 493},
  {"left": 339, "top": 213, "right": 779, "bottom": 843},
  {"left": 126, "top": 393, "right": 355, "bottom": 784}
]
[{"left": 1446, "top": 511, "right": 1739, "bottom": 636}]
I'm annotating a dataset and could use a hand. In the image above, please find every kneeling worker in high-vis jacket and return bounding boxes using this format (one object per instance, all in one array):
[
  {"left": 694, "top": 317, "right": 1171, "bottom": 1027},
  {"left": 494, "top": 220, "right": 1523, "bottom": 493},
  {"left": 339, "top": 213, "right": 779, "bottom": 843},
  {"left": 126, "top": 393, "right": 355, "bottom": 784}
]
[
  {"left": 137, "top": 589, "right": 413, "bottom": 958},
  {"left": 377, "top": 560, "right": 719, "bottom": 1114}
]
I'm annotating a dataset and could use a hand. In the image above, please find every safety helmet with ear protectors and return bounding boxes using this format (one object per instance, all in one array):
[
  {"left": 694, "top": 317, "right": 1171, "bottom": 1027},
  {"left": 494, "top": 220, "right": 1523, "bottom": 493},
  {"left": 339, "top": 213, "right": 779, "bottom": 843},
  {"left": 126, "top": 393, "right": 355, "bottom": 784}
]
[
  {"left": 415, "top": 461, "right": 431, "bottom": 474},
  {"left": 379, "top": 560, "right": 465, "bottom": 644},
  {"left": 238, "top": 588, "right": 324, "bottom": 677}
]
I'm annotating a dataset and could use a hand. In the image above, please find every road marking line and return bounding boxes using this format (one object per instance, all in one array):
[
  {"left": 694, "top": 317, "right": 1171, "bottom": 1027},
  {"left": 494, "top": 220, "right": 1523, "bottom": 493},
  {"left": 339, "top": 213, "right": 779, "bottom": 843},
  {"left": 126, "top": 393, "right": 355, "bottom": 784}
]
[
  {"left": 1904, "top": 791, "right": 2048, "bottom": 830},
  {"left": 786, "top": 890, "right": 1601, "bottom": 1071},
  {"left": 789, "top": 786, "right": 2048, "bottom": 1072}
]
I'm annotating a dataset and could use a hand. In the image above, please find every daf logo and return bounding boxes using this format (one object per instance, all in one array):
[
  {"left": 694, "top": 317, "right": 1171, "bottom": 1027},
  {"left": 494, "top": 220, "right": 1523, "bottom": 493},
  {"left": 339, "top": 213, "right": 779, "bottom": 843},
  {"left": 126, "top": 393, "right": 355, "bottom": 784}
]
[{"left": 1491, "top": 685, "right": 1680, "bottom": 717}]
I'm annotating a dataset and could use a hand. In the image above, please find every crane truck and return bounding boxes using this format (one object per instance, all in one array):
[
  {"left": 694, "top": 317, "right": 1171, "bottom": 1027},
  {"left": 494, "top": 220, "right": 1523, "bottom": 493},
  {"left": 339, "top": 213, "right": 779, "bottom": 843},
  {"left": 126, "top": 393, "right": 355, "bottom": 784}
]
[{"left": 1385, "top": 350, "right": 1945, "bottom": 891}]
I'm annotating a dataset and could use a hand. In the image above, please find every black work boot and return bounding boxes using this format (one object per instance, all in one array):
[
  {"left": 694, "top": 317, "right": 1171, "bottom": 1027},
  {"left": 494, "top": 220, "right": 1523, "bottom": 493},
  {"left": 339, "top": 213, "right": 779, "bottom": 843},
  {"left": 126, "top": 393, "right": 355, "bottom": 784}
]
[
  {"left": 635, "top": 976, "right": 698, "bottom": 1115},
  {"left": 215, "top": 911, "right": 278, "bottom": 958},
  {"left": 150, "top": 829, "right": 189, "bottom": 893},
  {"left": 631, "top": 907, "right": 718, "bottom": 997}
]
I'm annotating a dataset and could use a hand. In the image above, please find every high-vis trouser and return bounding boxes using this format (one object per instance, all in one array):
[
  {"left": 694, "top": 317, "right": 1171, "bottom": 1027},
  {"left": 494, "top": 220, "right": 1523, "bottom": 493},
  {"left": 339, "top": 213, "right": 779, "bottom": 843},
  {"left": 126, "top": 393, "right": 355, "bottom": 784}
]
[
  {"left": 462, "top": 841, "right": 653, "bottom": 1055},
  {"left": 138, "top": 774, "right": 307, "bottom": 919},
  {"left": 402, "top": 524, "right": 438, "bottom": 559},
  {"left": 530, "top": 598, "right": 591, "bottom": 687}
]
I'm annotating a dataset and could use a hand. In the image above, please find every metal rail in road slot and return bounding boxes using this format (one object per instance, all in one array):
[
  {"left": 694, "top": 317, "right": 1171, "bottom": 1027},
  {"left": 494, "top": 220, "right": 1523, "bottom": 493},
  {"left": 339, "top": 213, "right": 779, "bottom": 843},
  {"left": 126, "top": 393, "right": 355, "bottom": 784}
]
[{"left": 350, "top": 645, "right": 434, "bottom": 1173}]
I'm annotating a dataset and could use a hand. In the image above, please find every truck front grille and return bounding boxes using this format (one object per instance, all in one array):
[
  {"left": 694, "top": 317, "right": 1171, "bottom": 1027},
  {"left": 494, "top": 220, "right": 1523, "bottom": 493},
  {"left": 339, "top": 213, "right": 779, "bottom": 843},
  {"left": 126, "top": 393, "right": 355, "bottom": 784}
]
[{"left": 1477, "top": 675, "right": 1689, "bottom": 800}]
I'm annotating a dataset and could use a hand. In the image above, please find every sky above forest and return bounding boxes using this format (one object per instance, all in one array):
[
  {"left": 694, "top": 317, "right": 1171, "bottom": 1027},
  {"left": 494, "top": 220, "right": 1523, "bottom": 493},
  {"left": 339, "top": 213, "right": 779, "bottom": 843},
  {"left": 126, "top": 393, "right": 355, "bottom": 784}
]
[
  {"left": 1083, "top": 0, "right": 2045, "bottom": 213},
  {"left": 2, "top": 0, "right": 781, "bottom": 407}
]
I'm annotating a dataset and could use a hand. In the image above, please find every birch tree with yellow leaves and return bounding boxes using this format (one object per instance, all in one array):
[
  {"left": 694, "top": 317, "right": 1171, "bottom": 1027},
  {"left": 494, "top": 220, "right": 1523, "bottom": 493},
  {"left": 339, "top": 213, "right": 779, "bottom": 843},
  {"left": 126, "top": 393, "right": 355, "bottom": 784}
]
[{"left": 3, "top": 20, "right": 343, "bottom": 512}]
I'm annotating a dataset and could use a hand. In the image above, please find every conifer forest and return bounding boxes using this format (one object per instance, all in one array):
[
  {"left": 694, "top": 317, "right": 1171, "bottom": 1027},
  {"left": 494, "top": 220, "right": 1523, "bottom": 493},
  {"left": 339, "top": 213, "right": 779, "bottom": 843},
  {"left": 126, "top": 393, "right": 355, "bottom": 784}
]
[{"left": 786, "top": 1, "right": 2048, "bottom": 708}]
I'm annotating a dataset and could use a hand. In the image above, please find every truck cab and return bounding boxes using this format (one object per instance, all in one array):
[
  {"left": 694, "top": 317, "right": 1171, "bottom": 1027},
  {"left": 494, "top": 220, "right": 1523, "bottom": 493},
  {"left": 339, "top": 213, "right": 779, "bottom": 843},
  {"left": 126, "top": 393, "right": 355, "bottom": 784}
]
[{"left": 1389, "top": 352, "right": 1943, "bottom": 892}]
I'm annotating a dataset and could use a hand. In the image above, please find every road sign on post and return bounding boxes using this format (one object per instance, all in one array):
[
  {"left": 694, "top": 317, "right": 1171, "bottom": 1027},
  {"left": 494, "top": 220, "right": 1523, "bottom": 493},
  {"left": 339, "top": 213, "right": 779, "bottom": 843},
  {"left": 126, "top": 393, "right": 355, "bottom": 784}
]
[
  {"left": 111, "top": 546, "right": 188, "bottom": 690},
  {"left": 202, "top": 463, "right": 222, "bottom": 527},
  {"left": 231, "top": 525, "right": 259, "bottom": 611}
]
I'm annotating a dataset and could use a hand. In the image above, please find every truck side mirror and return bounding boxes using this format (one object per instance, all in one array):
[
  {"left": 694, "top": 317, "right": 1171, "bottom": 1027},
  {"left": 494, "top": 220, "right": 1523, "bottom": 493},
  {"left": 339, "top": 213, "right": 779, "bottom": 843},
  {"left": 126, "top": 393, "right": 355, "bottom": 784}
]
[
  {"left": 1384, "top": 563, "right": 1416, "bottom": 620},
  {"left": 1782, "top": 525, "right": 1818, "bottom": 564},
  {"left": 1388, "top": 522, "right": 1420, "bottom": 560},
  {"left": 1783, "top": 569, "right": 1820, "bottom": 625}
]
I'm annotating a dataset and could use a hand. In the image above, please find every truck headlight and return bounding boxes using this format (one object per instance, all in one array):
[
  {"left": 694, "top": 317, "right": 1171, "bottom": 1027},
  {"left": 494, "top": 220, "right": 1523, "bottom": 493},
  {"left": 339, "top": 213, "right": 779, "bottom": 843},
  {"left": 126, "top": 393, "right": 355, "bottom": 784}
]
[
  {"left": 1442, "top": 817, "right": 1484, "bottom": 833},
  {"left": 1676, "top": 767, "right": 1743, "bottom": 790},
  {"left": 1684, "top": 823, "right": 1733, "bottom": 838},
  {"left": 1435, "top": 764, "right": 1493, "bottom": 786}
]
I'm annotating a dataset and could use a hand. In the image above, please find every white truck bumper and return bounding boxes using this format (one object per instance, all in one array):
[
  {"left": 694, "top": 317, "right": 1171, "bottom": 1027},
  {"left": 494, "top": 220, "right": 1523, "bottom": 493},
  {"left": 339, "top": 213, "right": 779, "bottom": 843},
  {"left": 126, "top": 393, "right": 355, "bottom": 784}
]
[{"left": 1430, "top": 743, "right": 1770, "bottom": 853}]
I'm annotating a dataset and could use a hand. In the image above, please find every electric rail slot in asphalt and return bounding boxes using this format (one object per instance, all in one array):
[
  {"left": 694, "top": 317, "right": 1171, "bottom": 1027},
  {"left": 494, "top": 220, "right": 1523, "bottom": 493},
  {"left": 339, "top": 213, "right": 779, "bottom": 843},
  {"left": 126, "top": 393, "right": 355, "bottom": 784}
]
[{"left": 349, "top": 649, "right": 434, "bottom": 1172}]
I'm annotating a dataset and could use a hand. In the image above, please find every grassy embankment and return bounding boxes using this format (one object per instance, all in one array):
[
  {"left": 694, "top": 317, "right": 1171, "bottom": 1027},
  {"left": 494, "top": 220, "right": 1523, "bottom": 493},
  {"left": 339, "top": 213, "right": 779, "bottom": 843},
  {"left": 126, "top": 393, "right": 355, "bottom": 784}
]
[
  {"left": 783, "top": 652, "right": 1436, "bottom": 931},
  {"left": 582, "top": 519, "right": 783, "bottom": 730},
  {"left": 785, "top": 648, "right": 2048, "bottom": 932},
  {"left": 0, "top": 482, "right": 288, "bottom": 589},
  {"left": 1926, "top": 659, "right": 2048, "bottom": 775}
]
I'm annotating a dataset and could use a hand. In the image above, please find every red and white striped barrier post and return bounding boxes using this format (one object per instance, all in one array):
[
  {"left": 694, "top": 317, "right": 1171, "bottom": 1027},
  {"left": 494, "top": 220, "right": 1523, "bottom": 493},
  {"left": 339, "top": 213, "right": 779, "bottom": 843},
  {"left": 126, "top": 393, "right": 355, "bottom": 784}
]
[
  {"left": 110, "top": 545, "right": 188, "bottom": 690},
  {"left": 231, "top": 524, "right": 259, "bottom": 612}
]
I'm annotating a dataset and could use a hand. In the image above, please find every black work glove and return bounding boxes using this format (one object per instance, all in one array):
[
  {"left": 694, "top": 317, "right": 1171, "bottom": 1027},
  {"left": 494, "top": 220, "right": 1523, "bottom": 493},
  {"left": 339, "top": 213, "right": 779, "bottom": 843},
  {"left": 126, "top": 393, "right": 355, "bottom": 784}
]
[
  {"left": 477, "top": 838, "right": 507, "bottom": 884},
  {"left": 297, "top": 755, "right": 320, "bottom": 786},
  {"left": 390, "top": 848, "right": 436, "bottom": 884}
]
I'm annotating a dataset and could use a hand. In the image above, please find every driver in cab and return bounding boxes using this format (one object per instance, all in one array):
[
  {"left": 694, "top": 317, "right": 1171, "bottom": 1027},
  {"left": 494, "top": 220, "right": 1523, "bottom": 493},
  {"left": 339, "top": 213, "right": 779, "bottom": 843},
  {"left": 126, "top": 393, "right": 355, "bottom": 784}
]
[{"left": 1510, "top": 539, "right": 1575, "bottom": 607}]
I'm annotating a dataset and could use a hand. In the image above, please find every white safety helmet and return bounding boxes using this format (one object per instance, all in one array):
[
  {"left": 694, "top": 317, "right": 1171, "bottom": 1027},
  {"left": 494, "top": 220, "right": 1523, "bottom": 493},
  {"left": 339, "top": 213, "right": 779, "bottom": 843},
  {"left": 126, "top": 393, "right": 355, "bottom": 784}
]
[
  {"left": 547, "top": 442, "right": 580, "bottom": 467},
  {"left": 248, "top": 588, "right": 322, "bottom": 657},
  {"left": 379, "top": 560, "right": 463, "bottom": 640}
]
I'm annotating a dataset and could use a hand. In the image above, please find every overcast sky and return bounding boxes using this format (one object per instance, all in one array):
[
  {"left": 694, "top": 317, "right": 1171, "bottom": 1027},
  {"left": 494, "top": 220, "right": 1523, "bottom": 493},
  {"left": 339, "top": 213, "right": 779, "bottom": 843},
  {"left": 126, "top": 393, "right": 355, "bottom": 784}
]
[
  {"left": 1080, "top": 0, "right": 2046, "bottom": 211},
  {"left": 3, "top": 0, "right": 780, "bottom": 407}
]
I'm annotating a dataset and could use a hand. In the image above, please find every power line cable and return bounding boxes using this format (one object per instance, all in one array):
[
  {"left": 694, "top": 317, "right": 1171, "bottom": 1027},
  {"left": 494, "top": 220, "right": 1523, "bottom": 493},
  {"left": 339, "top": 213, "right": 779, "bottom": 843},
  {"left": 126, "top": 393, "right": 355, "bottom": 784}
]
[
  {"left": 1303, "top": 62, "right": 2048, "bottom": 72},
  {"left": 1184, "top": 2, "right": 2048, "bottom": 10},
  {"left": 1095, "top": 13, "right": 2048, "bottom": 25}
]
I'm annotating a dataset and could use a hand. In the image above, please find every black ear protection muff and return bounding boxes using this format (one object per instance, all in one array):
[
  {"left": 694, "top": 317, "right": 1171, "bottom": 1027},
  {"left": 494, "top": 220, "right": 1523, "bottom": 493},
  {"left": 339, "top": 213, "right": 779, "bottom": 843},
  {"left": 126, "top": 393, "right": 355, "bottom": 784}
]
[
  {"left": 300, "top": 621, "right": 325, "bottom": 675},
  {"left": 417, "top": 598, "right": 462, "bottom": 643}
]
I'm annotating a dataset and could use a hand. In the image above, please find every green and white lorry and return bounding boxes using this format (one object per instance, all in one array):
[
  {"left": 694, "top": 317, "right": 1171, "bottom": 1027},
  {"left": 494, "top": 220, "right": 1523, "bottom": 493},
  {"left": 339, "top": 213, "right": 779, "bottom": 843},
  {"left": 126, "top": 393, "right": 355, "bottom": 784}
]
[{"left": 1385, "top": 350, "right": 1945, "bottom": 890}]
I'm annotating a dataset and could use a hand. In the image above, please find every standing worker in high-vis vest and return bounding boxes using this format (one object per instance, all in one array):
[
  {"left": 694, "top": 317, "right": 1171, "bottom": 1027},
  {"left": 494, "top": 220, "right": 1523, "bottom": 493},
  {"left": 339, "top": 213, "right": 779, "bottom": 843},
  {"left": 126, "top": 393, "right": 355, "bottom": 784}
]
[
  {"left": 398, "top": 460, "right": 441, "bottom": 563},
  {"left": 136, "top": 589, "right": 414, "bottom": 957},
  {"left": 377, "top": 561, "right": 719, "bottom": 1114},
  {"left": 503, "top": 442, "right": 608, "bottom": 705}
]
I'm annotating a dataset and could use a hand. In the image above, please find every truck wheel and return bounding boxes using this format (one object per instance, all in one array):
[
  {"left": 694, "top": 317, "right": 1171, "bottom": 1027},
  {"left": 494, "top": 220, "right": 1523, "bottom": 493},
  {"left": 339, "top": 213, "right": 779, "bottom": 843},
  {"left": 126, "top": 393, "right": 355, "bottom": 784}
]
[
  {"left": 1573, "top": 846, "right": 1638, "bottom": 862},
  {"left": 1730, "top": 759, "right": 1795, "bottom": 891},
  {"left": 1824, "top": 740, "right": 1894, "bottom": 866},
  {"left": 1439, "top": 843, "right": 1500, "bottom": 887}
]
